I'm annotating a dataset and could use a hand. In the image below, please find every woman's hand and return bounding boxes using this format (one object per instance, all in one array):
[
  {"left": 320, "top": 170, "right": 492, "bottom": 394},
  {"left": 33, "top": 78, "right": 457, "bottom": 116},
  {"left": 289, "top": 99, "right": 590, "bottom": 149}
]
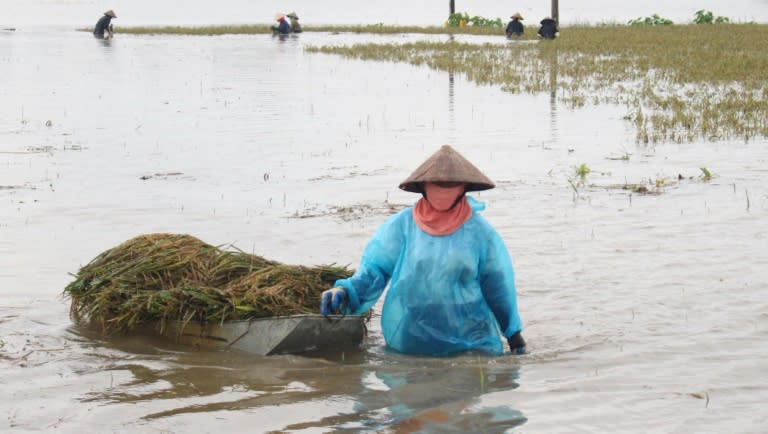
[
  {"left": 507, "top": 331, "right": 526, "bottom": 355},
  {"left": 320, "top": 287, "right": 347, "bottom": 316}
]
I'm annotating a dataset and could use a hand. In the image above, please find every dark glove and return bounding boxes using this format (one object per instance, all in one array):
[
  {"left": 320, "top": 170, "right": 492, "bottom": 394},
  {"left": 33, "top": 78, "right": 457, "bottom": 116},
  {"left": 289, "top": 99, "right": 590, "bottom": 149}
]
[
  {"left": 320, "top": 287, "right": 346, "bottom": 316},
  {"left": 507, "top": 331, "right": 526, "bottom": 355}
]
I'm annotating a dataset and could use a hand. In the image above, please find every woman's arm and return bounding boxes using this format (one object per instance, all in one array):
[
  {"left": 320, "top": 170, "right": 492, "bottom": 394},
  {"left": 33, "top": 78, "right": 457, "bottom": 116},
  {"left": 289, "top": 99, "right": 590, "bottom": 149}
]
[
  {"left": 333, "top": 211, "right": 406, "bottom": 314},
  {"left": 479, "top": 226, "right": 523, "bottom": 337}
]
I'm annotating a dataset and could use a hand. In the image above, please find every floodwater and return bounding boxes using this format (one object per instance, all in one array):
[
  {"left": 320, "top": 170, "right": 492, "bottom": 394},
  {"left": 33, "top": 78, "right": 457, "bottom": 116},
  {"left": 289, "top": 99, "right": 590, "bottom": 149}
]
[{"left": 2, "top": 15, "right": 768, "bottom": 434}]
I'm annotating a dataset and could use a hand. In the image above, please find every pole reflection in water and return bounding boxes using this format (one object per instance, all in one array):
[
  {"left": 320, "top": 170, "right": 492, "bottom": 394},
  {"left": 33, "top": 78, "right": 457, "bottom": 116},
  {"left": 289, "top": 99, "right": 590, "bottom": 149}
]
[
  {"left": 448, "top": 68, "right": 456, "bottom": 144},
  {"left": 548, "top": 46, "right": 559, "bottom": 144}
]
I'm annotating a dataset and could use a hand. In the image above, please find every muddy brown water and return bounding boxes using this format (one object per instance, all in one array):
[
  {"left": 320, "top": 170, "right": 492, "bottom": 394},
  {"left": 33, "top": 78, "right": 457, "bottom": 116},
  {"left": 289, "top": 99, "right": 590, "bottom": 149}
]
[{"left": 1, "top": 25, "right": 767, "bottom": 433}]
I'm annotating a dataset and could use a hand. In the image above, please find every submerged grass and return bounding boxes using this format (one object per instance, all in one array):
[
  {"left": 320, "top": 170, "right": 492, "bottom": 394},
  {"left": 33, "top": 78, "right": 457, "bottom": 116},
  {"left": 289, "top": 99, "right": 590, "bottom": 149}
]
[
  {"left": 305, "top": 24, "right": 768, "bottom": 144},
  {"left": 63, "top": 233, "right": 353, "bottom": 333}
]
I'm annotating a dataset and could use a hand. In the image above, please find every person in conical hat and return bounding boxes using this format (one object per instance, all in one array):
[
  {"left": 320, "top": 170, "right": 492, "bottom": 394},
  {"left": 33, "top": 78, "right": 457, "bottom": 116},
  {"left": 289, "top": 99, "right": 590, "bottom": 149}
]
[
  {"left": 271, "top": 13, "right": 290, "bottom": 35},
  {"left": 506, "top": 12, "right": 525, "bottom": 37},
  {"left": 286, "top": 12, "right": 302, "bottom": 33},
  {"left": 398, "top": 144, "right": 495, "bottom": 193},
  {"left": 93, "top": 9, "right": 117, "bottom": 39},
  {"left": 538, "top": 16, "right": 558, "bottom": 39},
  {"left": 321, "top": 145, "right": 526, "bottom": 356}
]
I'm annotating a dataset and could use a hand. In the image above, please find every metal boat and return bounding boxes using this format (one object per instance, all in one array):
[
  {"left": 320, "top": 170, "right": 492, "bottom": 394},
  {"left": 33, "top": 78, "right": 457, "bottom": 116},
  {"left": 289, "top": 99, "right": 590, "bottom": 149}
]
[{"left": 138, "top": 314, "right": 366, "bottom": 355}]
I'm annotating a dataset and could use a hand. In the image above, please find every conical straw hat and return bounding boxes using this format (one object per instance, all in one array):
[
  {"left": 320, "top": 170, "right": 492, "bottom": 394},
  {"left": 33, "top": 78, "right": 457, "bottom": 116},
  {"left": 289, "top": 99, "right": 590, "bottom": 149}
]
[
  {"left": 399, "top": 145, "right": 495, "bottom": 193},
  {"left": 105, "top": 10, "right": 117, "bottom": 18}
]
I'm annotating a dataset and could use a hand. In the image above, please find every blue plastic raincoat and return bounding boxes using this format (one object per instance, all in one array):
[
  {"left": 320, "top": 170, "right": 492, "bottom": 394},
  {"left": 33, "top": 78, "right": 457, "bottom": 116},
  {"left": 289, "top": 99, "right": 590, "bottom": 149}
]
[{"left": 334, "top": 196, "right": 523, "bottom": 356}]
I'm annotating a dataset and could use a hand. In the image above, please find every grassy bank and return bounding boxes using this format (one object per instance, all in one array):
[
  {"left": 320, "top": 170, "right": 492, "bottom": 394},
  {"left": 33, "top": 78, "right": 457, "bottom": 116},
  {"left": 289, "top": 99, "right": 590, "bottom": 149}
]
[
  {"left": 112, "top": 24, "right": 274, "bottom": 35},
  {"left": 106, "top": 24, "right": 503, "bottom": 36}
]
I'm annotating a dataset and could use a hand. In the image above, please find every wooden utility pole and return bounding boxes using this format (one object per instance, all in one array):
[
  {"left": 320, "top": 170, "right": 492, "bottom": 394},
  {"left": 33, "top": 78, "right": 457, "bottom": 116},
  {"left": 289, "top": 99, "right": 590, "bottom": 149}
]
[
  {"left": 551, "top": 0, "right": 559, "bottom": 24},
  {"left": 450, "top": 0, "right": 455, "bottom": 15}
]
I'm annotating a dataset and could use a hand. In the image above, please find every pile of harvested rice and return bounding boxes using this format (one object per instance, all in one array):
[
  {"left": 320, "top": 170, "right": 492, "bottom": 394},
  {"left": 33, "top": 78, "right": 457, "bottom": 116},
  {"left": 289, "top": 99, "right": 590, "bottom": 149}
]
[{"left": 63, "top": 233, "right": 354, "bottom": 333}]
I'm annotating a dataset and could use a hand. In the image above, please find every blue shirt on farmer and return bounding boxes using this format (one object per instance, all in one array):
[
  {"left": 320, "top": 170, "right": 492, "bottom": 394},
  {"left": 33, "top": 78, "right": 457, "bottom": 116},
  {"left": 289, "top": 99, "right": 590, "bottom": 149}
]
[{"left": 334, "top": 196, "right": 523, "bottom": 356}]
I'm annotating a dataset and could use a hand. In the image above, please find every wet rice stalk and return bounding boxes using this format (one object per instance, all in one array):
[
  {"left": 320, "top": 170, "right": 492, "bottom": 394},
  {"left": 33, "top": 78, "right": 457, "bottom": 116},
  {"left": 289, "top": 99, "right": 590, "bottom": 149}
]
[{"left": 63, "top": 233, "right": 354, "bottom": 333}]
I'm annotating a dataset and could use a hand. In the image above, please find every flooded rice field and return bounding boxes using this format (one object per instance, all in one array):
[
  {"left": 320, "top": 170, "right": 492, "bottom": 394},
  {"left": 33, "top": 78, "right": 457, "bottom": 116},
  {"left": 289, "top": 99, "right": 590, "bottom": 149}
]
[{"left": 2, "top": 24, "right": 768, "bottom": 433}]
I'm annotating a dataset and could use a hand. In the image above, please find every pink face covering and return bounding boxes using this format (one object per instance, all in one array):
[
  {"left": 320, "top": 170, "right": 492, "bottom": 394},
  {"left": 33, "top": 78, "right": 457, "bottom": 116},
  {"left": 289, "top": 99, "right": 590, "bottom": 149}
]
[
  {"left": 424, "top": 183, "right": 465, "bottom": 210},
  {"left": 413, "top": 183, "right": 471, "bottom": 236}
]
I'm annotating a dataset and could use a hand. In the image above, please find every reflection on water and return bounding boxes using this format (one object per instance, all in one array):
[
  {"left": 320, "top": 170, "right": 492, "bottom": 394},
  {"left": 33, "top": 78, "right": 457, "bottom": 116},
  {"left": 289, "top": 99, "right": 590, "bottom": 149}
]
[
  {"left": 448, "top": 69, "right": 456, "bottom": 144},
  {"left": 66, "top": 324, "right": 525, "bottom": 433},
  {"left": 343, "top": 362, "right": 525, "bottom": 433},
  {"left": 548, "top": 46, "right": 559, "bottom": 145}
]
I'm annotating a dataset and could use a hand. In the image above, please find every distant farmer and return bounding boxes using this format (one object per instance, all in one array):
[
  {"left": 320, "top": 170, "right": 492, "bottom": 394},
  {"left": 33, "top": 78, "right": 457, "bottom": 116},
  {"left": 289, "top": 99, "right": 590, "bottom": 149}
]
[
  {"left": 286, "top": 12, "right": 302, "bottom": 33},
  {"left": 506, "top": 12, "right": 524, "bottom": 37},
  {"left": 271, "top": 13, "right": 290, "bottom": 35},
  {"left": 538, "top": 17, "right": 558, "bottom": 39},
  {"left": 93, "top": 9, "right": 116, "bottom": 39}
]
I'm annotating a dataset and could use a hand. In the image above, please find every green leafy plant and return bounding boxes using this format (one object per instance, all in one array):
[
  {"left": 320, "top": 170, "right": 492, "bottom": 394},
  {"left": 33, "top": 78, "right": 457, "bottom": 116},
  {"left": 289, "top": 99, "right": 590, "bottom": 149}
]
[
  {"left": 628, "top": 14, "right": 673, "bottom": 26},
  {"left": 468, "top": 15, "right": 503, "bottom": 27},
  {"left": 447, "top": 12, "right": 502, "bottom": 28},
  {"left": 700, "top": 167, "right": 713, "bottom": 181},
  {"left": 574, "top": 163, "right": 591, "bottom": 181},
  {"left": 693, "top": 10, "right": 730, "bottom": 24},
  {"left": 447, "top": 12, "right": 470, "bottom": 27}
]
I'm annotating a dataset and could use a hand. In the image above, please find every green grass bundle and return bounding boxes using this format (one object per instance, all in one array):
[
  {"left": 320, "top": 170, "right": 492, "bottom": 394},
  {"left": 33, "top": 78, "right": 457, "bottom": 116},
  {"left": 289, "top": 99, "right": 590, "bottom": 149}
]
[{"left": 63, "top": 233, "right": 353, "bottom": 333}]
